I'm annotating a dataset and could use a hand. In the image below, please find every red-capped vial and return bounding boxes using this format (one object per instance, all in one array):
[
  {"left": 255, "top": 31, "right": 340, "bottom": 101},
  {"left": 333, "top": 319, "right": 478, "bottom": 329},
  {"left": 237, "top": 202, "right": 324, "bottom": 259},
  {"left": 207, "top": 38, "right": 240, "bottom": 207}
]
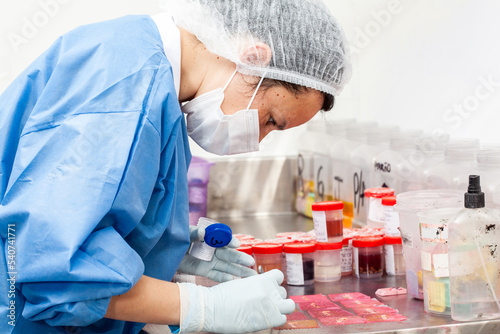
[
  {"left": 384, "top": 235, "right": 405, "bottom": 276},
  {"left": 252, "top": 243, "right": 283, "bottom": 274},
  {"left": 382, "top": 196, "right": 400, "bottom": 236},
  {"left": 315, "top": 242, "right": 342, "bottom": 282},
  {"left": 283, "top": 243, "right": 316, "bottom": 285},
  {"left": 312, "top": 201, "right": 344, "bottom": 243},
  {"left": 352, "top": 236, "right": 384, "bottom": 279},
  {"left": 365, "top": 188, "right": 395, "bottom": 228}
]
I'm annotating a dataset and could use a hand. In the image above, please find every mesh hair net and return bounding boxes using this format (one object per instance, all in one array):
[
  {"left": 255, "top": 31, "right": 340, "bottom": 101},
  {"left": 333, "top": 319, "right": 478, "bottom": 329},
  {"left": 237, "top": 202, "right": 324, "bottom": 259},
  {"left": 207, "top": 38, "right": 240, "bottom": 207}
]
[{"left": 164, "top": 0, "right": 352, "bottom": 96}]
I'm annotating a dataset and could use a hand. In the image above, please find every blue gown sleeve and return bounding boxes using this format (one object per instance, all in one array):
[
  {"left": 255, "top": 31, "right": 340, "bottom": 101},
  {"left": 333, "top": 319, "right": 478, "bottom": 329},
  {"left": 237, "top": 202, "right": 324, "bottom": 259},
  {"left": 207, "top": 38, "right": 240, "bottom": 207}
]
[
  {"left": 0, "top": 15, "right": 180, "bottom": 328},
  {"left": 2, "top": 110, "right": 152, "bottom": 327}
]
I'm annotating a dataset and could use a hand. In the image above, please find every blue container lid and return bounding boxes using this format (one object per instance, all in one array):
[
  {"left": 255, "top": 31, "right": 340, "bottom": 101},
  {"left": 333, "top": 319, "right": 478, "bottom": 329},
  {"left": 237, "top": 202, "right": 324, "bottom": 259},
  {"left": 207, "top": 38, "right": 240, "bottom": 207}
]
[{"left": 204, "top": 223, "right": 232, "bottom": 248}]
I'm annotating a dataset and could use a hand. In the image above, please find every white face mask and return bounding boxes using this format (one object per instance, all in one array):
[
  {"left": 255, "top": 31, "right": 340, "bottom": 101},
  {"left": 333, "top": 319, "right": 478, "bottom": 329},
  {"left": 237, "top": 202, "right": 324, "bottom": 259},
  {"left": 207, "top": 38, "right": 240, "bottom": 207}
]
[{"left": 181, "top": 70, "right": 264, "bottom": 155}]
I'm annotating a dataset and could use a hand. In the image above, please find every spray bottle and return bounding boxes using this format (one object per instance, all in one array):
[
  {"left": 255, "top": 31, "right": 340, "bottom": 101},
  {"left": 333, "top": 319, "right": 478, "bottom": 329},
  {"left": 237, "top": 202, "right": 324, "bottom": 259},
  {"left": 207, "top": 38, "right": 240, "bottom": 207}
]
[{"left": 448, "top": 175, "right": 500, "bottom": 321}]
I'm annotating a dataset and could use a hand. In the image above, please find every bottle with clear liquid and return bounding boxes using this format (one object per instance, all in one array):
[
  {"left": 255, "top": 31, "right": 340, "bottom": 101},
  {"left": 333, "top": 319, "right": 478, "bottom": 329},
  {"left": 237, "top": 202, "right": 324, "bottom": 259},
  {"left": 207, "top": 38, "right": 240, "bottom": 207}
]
[{"left": 448, "top": 175, "right": 500, "bottom": 321}]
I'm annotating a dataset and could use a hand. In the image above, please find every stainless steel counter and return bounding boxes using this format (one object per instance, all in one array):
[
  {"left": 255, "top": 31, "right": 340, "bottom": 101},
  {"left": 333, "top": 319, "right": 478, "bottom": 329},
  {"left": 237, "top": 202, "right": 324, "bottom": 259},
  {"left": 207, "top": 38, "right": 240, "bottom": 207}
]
[{"left": 217, "top": 214, "right": 500, "bottom": 334}]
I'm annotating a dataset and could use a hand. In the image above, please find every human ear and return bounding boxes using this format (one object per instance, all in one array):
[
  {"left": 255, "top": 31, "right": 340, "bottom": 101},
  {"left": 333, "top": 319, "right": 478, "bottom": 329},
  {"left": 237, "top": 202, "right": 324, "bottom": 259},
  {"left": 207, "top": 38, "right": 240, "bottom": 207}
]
[{"left": 239, "top": 43, "right": 272, "bottom": 67}]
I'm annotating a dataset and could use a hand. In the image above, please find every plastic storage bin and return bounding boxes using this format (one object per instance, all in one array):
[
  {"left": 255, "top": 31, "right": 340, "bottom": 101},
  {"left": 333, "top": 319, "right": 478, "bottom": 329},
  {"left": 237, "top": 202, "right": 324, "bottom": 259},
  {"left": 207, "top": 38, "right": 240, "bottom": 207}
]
[
  {"left": 353, "top": 237, "right": 384, "bottom": 279},
  {"left": 284, "top": 243, "right": 316, "bottom": 285},
  {"left": 312, "top": 201, "right": 344, "bottom": 243},
  {"left": 314, "top": 242, "right": 342, "bottom": 282},
  {"left": 187, "top": 157, "right": 214, "bottom": 226},
  {"left": 252, "top": 243, "right": 283, "bottom": 274},
  {"left": 395, "top": 189, "right": 463, "bottom": 299}
]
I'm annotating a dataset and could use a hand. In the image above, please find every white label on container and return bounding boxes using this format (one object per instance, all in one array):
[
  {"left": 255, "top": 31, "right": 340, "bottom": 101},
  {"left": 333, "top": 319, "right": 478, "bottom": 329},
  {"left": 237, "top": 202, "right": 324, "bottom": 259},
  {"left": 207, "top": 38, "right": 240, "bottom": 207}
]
[
  {"left": 420, "top": 223, "right": 448, "bottom": 243},
  {"left": 286, "top": 253, "right": 304, "bottom": 285},
  {"left": 341, "top": 246, "right": 352, "bottom": 273},
  {"left": 421, "top": 251, "right": 432, "bottom": 271},
  {"left": 368, "top": 198, "right": 385, "bottom": 223},
  {"left": 353, "top": 247, "right": 359, "bottom": 277},
  {"left": 385, "top": 245, "right": 395, "bottom": 275},
  {"left": 433, "top": 253, "right": 449, "bottom": 277},
  {"left": 384, "top": 208, "right": 400, "bottom": 235},
  {"left": 188, "top": 242, "right": 215, "bottom": 261},
  {"left": 313, "top": 211, "right": 328, "bottom": 242}
]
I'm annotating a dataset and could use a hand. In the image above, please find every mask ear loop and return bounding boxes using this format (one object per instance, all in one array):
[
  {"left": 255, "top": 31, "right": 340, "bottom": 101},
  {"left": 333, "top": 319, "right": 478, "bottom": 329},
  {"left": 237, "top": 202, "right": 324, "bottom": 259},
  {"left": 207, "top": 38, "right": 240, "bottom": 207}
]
[
  {"left": 222, "top": 70, "right": 238, "bottom": 92},
  {"left": 245, "top": 71, "right": 267, "bottom": 110}
]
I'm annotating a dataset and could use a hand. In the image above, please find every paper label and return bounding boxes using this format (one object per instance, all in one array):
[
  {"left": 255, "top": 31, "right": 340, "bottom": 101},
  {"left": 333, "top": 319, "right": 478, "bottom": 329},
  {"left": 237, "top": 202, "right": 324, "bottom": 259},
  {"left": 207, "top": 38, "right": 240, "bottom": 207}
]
[
  {"left": 286, "top": 253, "right": 304, "bottom": 285},
  {"left": 427, "top": 280, "right": 447, "bottom": 312},
  {"left": 368, "top": 198, "right": 385, "bottom": 223},
  {"left": 433, "top": 253, "right": 449, "bottom": 277},
  {"left": 421, "top": 251, "right": 432, "bottom": 272},
  {"left": 341, "top": 246, "right": 352, "bottom": 273},
  {"left": 353, "top": 247, "right": 359, "bottom": 277},
  {"left": 385, "top": 245, "right": 395, "bottom": 275},
  {"left": 384, "top": 208, "right": 400, "bottom": 235},
  {"left": 188, "top": 242, "right": 215, "bottom": 261},
  {"left": 407, "top": 270, "right": 419, "bottom": 298},
  {"left": 313, "top": 211, "right": 328, "bottom": 242},
  {"left": 420, "top": 223, "right": 448, "bottom": 243}
]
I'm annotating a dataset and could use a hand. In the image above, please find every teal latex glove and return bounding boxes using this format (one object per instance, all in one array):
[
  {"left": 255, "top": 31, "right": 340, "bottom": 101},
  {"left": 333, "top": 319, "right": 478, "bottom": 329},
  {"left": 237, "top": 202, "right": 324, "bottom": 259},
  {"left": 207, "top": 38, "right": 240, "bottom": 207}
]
[
  {"left": 178, "top": 269, "right": 295, "bottom": 333},
  {"left": 177, "top": 225, "right": 257, "bottom": 282}
]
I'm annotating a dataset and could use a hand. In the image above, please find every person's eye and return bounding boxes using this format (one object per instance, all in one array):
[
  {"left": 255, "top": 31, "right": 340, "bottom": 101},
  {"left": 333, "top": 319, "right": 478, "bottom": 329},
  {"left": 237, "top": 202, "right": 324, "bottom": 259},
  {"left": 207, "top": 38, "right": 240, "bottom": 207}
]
[{"left": 267, "top": 116, "right": 276, "bottom": 126}]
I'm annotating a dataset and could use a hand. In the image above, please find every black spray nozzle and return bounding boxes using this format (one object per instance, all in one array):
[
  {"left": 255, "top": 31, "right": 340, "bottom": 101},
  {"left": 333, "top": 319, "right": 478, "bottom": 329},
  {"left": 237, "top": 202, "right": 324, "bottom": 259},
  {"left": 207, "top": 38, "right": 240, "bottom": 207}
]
[
  {"left": 465, "top": 175, "right": 485, "bottom": 208},
  {"left": 467, "top": 175, "right": 482, "bottom": 193}
]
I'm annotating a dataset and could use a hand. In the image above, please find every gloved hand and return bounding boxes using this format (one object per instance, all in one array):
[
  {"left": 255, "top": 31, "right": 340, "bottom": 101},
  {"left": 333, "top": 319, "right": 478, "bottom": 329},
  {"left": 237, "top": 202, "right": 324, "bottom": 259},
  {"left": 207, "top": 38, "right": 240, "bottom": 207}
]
[
  {"left": 178, "top": 269, "right": 295, "bottom": 333},
  {"left": 177, "top": 225, "right": 257, "bottom": 282}
]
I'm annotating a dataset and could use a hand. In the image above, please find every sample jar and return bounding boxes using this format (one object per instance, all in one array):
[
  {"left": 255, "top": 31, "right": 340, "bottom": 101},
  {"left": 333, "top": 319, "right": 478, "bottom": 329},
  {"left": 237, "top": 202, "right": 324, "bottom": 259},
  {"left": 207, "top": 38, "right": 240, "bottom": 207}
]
[
  {"left": 384, "top": 235, "right": 405, "bottom": 276},
  {"left": 252, "top": 243, "right": 283, "bottom": 274},
  {"left": 364, "top": 187, "right": 395, "bottom": 228},
  {"left": 382, "top": 196, "right": 400, "bottom": 236},
  {"left": 341, "top": 237, "right": 353, "bottom": 276},
  {"left": 312, "top": 201, "right": 344, "bottom": 243},
  {"left": 314, "top": 242, "right": 342, "bottom": 282},
  {"left": 353, "top": 237, "right": 384, "bottom": 279},
  {"left": 284, "top": 243, "right": 316, "bottom": 285},
  {"left": 188, "top": 218, "right": 232, "bottom": 261}
]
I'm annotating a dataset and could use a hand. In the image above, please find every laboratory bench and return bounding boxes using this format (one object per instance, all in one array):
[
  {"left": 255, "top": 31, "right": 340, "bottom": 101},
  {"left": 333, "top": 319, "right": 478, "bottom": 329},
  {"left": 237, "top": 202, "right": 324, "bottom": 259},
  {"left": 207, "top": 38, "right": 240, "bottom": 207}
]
[{"left": 215, "top": 213, "right": 500, "bottom": 334}]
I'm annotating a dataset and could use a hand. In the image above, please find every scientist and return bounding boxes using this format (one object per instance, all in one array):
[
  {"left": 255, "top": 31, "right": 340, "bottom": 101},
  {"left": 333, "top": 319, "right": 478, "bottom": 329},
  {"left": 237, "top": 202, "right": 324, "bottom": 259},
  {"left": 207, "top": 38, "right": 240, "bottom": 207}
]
[{"left": 0, "top": 0, "right": 351, "bottom": 333}]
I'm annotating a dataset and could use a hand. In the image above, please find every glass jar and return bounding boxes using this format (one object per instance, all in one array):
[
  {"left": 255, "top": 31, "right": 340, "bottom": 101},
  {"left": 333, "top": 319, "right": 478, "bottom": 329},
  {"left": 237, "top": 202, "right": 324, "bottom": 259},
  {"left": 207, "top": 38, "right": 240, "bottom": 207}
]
[
  {"left": 312, "top": 201, "right": 344, "bottom": 243},
  {"left": 314, "top": 242, "right": 342, "bottom": 282},
  {"left": 284, "top": 243, "right": 316, "bottom": 286},
  {"left": 353, "top": 237, "right": 384, "bottom": 279},
  {"left": 252, "top": 243, "right": 283, "bottom": 274}
]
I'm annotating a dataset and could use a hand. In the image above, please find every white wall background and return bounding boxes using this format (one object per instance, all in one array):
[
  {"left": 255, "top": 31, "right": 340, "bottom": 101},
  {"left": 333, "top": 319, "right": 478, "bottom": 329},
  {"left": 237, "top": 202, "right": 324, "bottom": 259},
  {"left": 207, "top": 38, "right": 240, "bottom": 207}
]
[{"left": 0, "top": 0, "right": 498, "bottom": 156}]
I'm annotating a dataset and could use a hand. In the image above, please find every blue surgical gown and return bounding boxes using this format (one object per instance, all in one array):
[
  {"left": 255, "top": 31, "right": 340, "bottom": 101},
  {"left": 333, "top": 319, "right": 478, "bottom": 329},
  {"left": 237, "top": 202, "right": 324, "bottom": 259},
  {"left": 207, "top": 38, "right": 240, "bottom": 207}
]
[{"left": 0, "top": 15, "right": 191, "bottom": 333}]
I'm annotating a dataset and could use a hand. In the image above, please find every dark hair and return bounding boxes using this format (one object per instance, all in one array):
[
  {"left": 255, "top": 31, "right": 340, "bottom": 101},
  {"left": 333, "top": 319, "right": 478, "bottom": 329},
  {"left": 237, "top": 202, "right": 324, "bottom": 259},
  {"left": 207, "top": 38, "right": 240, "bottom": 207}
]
[{"left": 259, "top": 78, "right": 335, "bottom": 111}]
